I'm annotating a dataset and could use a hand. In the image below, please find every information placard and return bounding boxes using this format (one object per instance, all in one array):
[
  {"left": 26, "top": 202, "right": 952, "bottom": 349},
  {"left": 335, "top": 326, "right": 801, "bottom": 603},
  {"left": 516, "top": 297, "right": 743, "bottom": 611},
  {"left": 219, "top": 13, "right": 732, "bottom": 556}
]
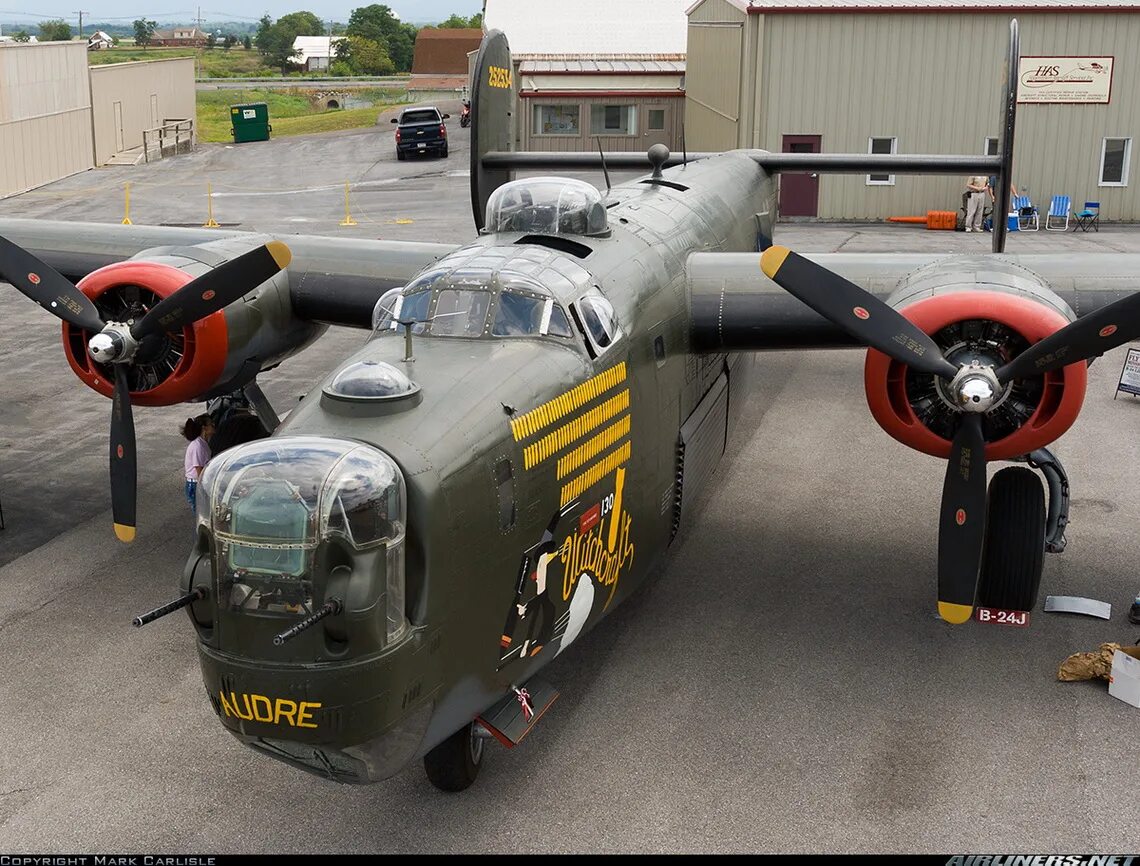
[{"left": 1115, "top": 347, "right": 1140, "bottom": 398}]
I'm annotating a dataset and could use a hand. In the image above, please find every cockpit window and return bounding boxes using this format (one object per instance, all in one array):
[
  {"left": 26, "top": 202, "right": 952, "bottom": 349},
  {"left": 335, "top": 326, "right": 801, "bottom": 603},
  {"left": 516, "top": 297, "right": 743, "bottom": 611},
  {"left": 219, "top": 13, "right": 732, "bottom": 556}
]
[
  {"left": 371, "top": 266, "right": 576, "bottom": 343},
  {"left": 432, "top": 289, "right": 492, "bottom": 337},
  {"left": 400, "top": 289, "right": 431, "bottom": 334},
  {"left": 573, "top": 289, "right": 623, "bottom": 357},
  {"left": 547, "top": 304, "right": 573, "bottom": 338},
  {"left": 493, "top": 291, "right": 545, "bottom": 336}
]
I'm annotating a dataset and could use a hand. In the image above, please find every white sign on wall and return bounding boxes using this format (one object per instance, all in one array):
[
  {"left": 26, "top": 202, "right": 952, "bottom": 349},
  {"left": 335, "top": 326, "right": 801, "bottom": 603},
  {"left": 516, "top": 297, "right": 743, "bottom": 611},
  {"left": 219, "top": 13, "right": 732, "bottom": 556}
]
[{"left": 1018, "top": 57, "right": 1114, "bottom": 104}]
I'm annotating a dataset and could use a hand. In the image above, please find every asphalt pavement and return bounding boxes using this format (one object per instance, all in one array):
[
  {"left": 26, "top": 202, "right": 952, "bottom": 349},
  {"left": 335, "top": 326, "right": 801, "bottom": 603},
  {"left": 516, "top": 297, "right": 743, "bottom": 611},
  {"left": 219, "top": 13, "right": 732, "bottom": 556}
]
[{"left": 1, "top": 123, "right": 1140, "bottom": 854}]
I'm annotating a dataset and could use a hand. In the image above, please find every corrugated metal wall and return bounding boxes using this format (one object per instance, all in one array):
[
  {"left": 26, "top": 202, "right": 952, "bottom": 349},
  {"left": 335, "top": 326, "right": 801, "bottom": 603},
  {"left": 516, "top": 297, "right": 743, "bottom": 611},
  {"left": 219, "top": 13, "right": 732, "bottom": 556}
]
[
  {"left": 89, "top": 58, "right": 196, "bottom": 165},
  {"left": 753, "top": 12, "right": 1140, "bottom": 220},
  {"left": 685, "top": 0, "right": 745, "bottom": 151},
  {"left": 522, "top": 94, "right": 685, "bottom": 152},
  {"left": 0, "top": 43, "right": 94, "bottom": 198}
]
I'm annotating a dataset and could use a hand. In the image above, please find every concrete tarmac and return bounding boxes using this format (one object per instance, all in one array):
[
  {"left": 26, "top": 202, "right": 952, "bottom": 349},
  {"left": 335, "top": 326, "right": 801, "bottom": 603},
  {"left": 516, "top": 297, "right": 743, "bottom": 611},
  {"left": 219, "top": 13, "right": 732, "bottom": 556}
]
[{"left": 2, "top": 127, "right": 1140, "bottom": 853}]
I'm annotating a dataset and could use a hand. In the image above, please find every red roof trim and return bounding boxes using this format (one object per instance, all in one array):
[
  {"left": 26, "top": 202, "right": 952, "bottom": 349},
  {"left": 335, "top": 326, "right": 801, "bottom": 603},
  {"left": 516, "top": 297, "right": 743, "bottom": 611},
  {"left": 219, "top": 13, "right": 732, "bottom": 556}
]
[
  {"left": 749, "top": 5, "right": 1140, "bottom": 12},
  {"left": 520, "top": 69, "right": 684, "bottom": 75},
  {"left": 519, "top": 90, "right": 685, "bottom": 98}
]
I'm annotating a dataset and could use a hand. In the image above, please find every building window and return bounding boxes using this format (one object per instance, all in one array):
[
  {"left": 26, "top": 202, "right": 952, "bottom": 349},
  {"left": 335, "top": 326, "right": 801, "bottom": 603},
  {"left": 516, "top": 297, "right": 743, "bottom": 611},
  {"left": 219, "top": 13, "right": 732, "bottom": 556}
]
[
  {"left": 533, "top": 105, "right": 580, "bottom": 136},
  {"left": 590, "top": 105, "right": 637, "bottom": 136},
  {"left": 867, "top": 136, "right": 896, "bottom": 185},
  {"left": 1100, "top": 138, "right": 1131, "bottom": 186},
  {"left": 984, "top": 137, "right": 999, "bottom": 156},
  {"left": 648, "top": 109, "right": 665, "bottom": 131}
]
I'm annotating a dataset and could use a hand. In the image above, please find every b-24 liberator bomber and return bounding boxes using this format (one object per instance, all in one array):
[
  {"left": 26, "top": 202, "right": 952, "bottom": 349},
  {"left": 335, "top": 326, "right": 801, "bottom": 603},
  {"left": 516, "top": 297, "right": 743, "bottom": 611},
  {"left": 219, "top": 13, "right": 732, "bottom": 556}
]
[{"left": 3, "top": 23, "right": 1140, "bottom": 790}]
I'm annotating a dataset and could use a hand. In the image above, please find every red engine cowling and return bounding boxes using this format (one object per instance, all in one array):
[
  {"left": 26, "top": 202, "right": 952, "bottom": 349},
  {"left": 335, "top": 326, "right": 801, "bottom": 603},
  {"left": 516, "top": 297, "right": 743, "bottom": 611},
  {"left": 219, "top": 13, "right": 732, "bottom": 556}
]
[
  {"left": 61, "top": 261, "right": 229, "bottom": 406},
  {"left": 864, "top": 291, "right": 1088, "bottom": 461}
]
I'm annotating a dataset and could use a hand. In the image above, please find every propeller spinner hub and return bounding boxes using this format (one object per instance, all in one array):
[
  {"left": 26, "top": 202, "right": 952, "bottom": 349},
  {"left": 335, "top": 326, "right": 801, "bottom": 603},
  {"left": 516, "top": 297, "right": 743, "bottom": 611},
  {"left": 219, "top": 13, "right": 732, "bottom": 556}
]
[
  {"left": 948, "top": 363, "right": 1004, "bottom": 414},
  {"left": 87, "top": 323, "right": 136, "bottom": 365}
]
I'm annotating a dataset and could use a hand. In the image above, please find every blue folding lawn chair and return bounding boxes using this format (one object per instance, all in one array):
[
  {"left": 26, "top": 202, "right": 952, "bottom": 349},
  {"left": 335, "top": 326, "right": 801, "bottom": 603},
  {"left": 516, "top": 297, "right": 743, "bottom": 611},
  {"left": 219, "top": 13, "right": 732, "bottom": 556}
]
[
  {"left": 1012, "top": 195, "right": 1038, "bottom": 231},
  {"left": 1045, "top": 195, "right": 1071, "bottom": 231},
  {"left": 1074, "top": 201, "right": 1100, "bottom": 232}
]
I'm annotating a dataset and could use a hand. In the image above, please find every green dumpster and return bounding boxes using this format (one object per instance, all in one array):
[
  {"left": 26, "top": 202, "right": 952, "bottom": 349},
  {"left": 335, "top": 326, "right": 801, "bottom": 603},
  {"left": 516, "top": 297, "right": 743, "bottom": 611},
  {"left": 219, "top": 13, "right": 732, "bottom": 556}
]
[{"left": 230, "top": 102, "right": 271, "bottom": 143}]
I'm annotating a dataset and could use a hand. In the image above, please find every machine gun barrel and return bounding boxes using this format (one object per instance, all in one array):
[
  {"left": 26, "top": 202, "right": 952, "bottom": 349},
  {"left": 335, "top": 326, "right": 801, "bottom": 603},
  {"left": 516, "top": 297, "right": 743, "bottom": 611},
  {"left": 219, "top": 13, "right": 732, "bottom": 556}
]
[
  {"left": 273, "top": 598, "right": 342, "bottom": 646},
  {"left": 133, "top": 587, "right": 207, "bottom": 627}
]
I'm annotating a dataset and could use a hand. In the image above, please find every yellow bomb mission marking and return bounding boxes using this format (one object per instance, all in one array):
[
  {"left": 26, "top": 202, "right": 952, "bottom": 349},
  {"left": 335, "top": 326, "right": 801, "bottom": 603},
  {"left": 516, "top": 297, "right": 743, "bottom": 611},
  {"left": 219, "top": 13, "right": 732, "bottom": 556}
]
[
  {"left": 511, "top": 362, "right": 627, "bottom": 442},
  {"left": 219, "top": 691, "right": 321, "bottom": 728}
]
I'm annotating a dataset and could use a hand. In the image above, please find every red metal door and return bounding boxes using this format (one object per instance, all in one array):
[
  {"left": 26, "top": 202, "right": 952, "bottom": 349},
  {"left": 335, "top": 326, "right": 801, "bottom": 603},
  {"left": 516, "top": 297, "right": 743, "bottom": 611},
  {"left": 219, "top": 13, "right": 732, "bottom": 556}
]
[{"left": 779, "top": 134, "right": 821, "bottom": 217}]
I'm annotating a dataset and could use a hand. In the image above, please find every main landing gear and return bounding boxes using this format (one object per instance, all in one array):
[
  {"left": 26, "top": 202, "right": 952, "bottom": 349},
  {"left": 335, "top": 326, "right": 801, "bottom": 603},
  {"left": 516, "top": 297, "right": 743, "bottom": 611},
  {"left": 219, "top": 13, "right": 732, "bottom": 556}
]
[{"left": 976, "top": 447, "right": 1070, "bottom": 613}]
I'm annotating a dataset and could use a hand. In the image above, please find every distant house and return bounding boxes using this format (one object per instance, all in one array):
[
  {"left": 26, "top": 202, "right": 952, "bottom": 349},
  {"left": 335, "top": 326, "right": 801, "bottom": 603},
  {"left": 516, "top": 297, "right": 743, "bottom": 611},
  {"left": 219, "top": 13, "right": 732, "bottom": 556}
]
[
  {"left": 87, "top": 30, "right": 113, "bottom": 50},
  {"left": 151, "top": 27, "right": 207, "bottom": 47},
  {"left": 409, "top": 28, "right": 483, "bottom": 96},
  {"left": 292, "top": 35, "right": 346, "bottom": 72}
]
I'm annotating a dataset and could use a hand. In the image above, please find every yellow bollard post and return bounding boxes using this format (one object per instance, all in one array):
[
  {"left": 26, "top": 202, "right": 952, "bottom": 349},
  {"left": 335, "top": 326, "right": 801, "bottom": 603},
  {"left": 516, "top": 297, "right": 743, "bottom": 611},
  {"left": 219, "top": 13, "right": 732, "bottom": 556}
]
[
  {"left": 339, "top": 181, "right": 358, "bottom": 226},
  {"left": 203, "top": 182, "right": 221, "bottom": 228},
  {"left": 121, "top": 182, "right": 133, "bottom": 225}
]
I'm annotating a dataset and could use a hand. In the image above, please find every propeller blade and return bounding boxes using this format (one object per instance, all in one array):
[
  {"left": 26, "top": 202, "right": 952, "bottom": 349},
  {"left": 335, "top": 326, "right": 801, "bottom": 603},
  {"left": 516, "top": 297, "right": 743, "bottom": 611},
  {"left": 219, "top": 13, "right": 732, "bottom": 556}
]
[
  {"left": 132, "top": 241, "right": 292, "bottom": 342},
  {"left": 997, "top": 292, "right": 1140, "bottom": 382},
  {"left": 760, "top": 246, "right": 958, "bottom": 379},
  {"left": 936, "top": 414, "right": 987, "bottom": 624},
  {"left": 110, "top": 365, "right": 137, "bottom": 544},
  {"left": 0, "top": 234, "right": 104, "bottom": 332}
]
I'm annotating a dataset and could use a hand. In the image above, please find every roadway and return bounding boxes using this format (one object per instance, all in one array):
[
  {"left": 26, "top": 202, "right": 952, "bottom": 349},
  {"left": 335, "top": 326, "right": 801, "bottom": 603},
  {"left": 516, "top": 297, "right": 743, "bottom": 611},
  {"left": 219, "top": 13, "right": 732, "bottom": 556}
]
[
  {"left": 1, "top": 125, "right": 1139, "bottom": 853},
  {"left": 196, "top": 76, "right": 409, "bottom": 91}
]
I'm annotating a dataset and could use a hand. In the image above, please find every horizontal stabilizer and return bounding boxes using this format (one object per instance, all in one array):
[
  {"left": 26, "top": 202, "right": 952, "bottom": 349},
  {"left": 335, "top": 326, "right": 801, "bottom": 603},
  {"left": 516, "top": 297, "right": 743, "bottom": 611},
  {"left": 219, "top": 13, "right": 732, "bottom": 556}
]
[{"left": 483, "top": 150, "right": 1000, "bottom": 176}]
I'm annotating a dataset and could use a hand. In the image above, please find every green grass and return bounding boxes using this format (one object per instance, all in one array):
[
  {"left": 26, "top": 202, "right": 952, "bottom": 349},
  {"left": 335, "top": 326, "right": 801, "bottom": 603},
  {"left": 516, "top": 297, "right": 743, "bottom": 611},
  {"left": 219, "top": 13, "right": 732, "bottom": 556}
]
[
  {"left": 88, "top": 45, "right": 274, "bottom": 77},
  {"left": 196, "top": 88, "right": 401, "bottom": 142}
]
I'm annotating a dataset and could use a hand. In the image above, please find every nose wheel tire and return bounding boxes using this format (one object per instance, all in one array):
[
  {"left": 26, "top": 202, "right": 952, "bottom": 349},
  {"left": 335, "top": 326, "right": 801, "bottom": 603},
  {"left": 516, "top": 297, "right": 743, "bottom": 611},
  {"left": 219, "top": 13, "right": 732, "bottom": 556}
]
[
  {"left": 423, "top": 721, "right": 485, "bottom": 792},
  {"left": 977, "top": 467, "right": 1046, "bottom": 613}
]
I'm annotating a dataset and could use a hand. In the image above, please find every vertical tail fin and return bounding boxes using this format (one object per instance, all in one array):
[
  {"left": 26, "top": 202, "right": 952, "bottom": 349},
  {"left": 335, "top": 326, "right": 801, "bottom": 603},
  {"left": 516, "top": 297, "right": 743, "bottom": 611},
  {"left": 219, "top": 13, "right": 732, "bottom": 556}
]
[{"left": 470, "top": 29, "right": 516, "bottom": 232}]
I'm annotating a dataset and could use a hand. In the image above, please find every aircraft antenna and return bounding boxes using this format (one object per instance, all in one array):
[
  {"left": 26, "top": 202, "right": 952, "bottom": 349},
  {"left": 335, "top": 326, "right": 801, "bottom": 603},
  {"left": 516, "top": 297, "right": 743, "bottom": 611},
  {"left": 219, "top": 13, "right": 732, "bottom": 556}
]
[
  {"left": 597, "top": 138, "right": 612, "bottom": 192},
  {"left": 682, "top": 124, "right": 688, "bottom": 167}
]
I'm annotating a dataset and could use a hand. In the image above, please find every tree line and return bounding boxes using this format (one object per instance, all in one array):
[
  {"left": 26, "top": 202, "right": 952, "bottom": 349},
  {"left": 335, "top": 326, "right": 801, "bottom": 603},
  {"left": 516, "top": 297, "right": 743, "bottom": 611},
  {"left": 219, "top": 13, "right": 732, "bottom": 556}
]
[
  {"left": 254, "top": 7, "right": 483, "bottom": 75},
  {"left": 10, "top": 7, "right": 481, "bottom": 74}
]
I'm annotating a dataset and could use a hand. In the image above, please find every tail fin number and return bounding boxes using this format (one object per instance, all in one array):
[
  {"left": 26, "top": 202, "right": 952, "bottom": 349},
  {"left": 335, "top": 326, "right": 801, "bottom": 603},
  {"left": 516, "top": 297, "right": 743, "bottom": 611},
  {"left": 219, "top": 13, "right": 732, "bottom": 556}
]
[{"left": 488, "top": 65, "right": 512, "bottom": 89}]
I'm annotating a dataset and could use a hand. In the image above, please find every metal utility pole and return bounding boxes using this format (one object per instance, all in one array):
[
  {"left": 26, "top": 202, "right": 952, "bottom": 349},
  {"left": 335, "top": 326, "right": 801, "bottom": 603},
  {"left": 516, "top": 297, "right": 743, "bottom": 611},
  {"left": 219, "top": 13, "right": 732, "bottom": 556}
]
[
  {"left": 75, "top": 10, "right": 88, "bottom": 40},
  {"left": 196, "top": 6, "right": 203, "bottom": 79}
]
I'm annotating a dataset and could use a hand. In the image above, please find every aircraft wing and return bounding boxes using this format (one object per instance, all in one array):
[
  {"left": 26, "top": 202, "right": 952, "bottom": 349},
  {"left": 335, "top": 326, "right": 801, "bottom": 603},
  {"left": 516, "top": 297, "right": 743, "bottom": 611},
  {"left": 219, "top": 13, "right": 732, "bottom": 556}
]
[
  {"left": 688, "top": 251, "right": 1140, "bottom": 353},
  {"left": 0, "top": 218, "right": 458, "bottom": 327}
]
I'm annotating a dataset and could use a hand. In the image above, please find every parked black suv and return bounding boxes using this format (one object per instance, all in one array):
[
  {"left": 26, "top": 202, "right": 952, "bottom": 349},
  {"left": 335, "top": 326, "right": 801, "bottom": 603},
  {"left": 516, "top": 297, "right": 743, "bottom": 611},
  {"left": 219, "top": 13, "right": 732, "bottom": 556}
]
[{"left": 392, "top": 106, "right": 450, "bottom": 160}]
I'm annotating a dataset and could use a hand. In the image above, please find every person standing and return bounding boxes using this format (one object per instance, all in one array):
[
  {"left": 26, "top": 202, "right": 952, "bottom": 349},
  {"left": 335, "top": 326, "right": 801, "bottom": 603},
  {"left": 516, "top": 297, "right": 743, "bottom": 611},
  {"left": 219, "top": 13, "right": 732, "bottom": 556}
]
[
  {"left": 181, "top": 413, "right": 215, "bottom": 514},
  {"left": 965, "top": 176, "right": 989, "bottom": 232}
]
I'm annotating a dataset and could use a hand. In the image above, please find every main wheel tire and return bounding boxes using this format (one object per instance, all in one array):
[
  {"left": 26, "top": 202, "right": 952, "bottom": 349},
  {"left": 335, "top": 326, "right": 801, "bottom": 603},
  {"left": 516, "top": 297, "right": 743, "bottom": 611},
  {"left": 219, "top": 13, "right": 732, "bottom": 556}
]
[
  {"left": 396, "top": 149, "right": 406, "bottom": 161},
  {"left": 423, "top": 722, "right": 484, "bottom": 792},
  {"left": 977, "top": 466, "right": 1046, "bottom": 612},
  {"left": 440, "top": 143, "right": 449, "bottom": 158}
]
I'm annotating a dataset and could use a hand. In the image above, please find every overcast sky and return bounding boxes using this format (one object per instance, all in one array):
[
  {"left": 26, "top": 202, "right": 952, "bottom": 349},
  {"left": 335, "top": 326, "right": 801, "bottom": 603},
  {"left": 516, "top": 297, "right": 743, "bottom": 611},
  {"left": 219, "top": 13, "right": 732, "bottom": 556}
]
[{"left": 0, "top": 1, "right": 483, "bottom": 25}]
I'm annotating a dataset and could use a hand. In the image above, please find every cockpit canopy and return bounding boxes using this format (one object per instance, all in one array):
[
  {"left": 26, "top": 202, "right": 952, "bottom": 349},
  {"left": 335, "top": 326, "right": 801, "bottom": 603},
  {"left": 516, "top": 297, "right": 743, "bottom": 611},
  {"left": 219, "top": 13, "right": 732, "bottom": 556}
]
[{"left": 485, "top": 177, "right": 608, "bottom": 237}]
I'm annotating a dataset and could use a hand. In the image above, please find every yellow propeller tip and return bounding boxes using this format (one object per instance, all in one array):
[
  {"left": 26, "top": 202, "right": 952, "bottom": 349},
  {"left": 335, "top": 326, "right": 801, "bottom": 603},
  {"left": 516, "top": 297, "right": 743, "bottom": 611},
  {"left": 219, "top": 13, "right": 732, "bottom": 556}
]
[
  {"left": 114, "top": 523, "right": 136, "bottom": 543},
  {"left": 760, "top": 245, "right": 790, "bottom": 279},
  {"left": 938, "top": 601, "right": 973, "bottom": 624},
  {"left": 265, "top": 241, "right": 292, "bottom": 270}
]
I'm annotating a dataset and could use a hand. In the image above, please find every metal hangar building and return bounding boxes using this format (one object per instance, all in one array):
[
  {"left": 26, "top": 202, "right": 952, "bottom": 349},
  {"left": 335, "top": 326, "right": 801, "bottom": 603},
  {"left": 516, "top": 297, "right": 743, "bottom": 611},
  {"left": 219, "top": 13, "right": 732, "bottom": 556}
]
[
  {"left": 484, "top": 0, "right": 691, "bottom": 152},
  {"left": 684, "top": 0, "right": 1140, "bottom": 221}
]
